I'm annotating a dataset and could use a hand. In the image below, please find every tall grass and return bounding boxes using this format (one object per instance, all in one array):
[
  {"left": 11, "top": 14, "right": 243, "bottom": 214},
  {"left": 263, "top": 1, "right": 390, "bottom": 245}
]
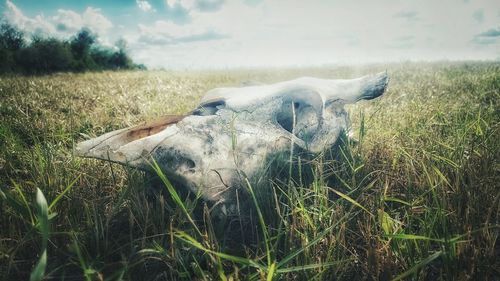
[{"left": 0, "top": 62, "right": 499, "bottom": 280}]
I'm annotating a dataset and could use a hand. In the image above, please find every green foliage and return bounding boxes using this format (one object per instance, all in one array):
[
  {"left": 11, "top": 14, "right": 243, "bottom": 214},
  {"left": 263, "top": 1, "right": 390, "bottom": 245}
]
[
  {"left": 0, "top": 63, "right": 498, "bottom": 280},
  {"left": 0, "top": 20, "right": 25, "bottom": 50},
  {"left": 18, "top": 38, "right": 73, "bottom": 73},
  {"left": 29, "top": 250, "right": 47, "bottom": 281},
  {"left": 70, "top": 28, "right": 96, "bottom": 61},
  {"left": 0, "top": 21, "right": 145, "bottom": 74},
  {"left": 0, "top": 20, "right": 25, "bottom": 73}
]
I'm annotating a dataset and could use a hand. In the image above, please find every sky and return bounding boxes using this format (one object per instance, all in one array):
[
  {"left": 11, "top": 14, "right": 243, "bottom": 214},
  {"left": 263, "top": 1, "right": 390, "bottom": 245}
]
[{"left": 1, "top": 0, "right": 499, "bottom": 69}]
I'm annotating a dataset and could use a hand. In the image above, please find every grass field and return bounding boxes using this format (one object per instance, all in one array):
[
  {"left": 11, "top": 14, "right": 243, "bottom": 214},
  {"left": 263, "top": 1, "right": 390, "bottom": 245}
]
[{"left": 0, "top": 62, "right": 499, "bottom": 280}]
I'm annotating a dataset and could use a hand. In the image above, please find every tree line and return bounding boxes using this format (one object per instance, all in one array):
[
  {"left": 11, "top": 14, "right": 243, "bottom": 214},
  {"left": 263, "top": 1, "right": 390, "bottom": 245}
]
[{"left": 0, "top": 20, "right": 146, "bottom": 74}]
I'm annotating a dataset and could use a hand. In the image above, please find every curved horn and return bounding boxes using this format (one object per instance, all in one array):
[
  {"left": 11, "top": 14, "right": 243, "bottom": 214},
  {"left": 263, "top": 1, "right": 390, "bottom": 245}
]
[{"left": 323, "top": 71, "right": 389, "bottom": 103}]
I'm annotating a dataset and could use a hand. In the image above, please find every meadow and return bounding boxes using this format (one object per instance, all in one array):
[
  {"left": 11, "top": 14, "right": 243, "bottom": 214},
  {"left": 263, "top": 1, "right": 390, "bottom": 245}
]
[{"left": 0, "top": 62, "right": 498, "bottom": 280}]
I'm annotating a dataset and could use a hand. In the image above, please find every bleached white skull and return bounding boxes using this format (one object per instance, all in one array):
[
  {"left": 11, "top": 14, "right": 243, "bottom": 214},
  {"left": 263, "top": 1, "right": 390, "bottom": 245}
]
[{"left": 76, "top": 72, "right": 388, "bottom": 203}]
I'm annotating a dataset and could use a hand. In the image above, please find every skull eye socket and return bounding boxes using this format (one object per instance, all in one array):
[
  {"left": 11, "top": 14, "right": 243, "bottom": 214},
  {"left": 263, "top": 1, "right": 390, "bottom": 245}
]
[
  {"left": 276, "top": 101, "right": 300, "bottom": 133},
  {"left": 193, "top": 100, "right": 225, "bottom": 116},
  {"left": 276, "top": 101, "right": 319, "bottom": 142}
]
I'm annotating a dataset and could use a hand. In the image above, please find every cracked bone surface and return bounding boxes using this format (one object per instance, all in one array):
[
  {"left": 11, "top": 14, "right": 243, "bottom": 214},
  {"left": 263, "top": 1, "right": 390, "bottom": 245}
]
[{"left": 76, "top": 72, "right": 388, "bottom": 203}]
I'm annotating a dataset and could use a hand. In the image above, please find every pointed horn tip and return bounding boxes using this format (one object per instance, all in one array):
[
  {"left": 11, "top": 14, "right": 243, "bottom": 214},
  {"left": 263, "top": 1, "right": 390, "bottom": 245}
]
[
  {"left": 74, "top": 139, "right": 99, "bottom": 158},
  {"left": 74, "top": 145, "right": 92, "bottom": 159},
  {"left": 378, "top": 70, "right": 389, "bottom": 92},
  {"left": 373, "top": 70, "right": 389, "bottom": 92},
  {"left": 358, "top": 71, "right": 389, "bottom": 101},
  {"left": 74, "top": 142, "right": 86, "bottom": 157}
]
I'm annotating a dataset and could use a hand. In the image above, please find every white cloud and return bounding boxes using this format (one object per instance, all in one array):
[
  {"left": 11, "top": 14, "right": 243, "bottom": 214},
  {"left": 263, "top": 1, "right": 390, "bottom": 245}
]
[
  {"left": 139, "top": 20, "right": 202, "bottom": 39},
  {"left": 127, "top": 0, "right": 500, "bottom": 69},
  {"left": 81, "top": 7, "right": 113, "bottom": 35},
  {"left": 473, "top": 27, "right": 500, "bottom": 45},
  {"left": 196, "top": 0, "right": 224, "bottom": 12},
  {"left": 170, "top": 0, "right": 196, "bottom": 10},
  {"left": 136, "top": 19, "right": 228, "bottom": 46},
  {"left": 161, "top": 0, "right": 225, "bottom": 24},
  {"left": 4, "top": 0, "right": 56, "bottom": 35},
  {"left": 137, "top": 0, "right": 155, "bottom": 12},
  {"left": 51, "top": 7, "right": 113, "bottom": 36},
  {"left": 3, "top": 0, "right": 113, "bottom": 40},
  {"left": 393, "top": 10, "right": 419, "bottom": 22},
  {"left": 473, "top": 9, "right": 485, "bottom": 23},
  {"left": 52, "top": 9, "right": 82, "bottom": 33}
]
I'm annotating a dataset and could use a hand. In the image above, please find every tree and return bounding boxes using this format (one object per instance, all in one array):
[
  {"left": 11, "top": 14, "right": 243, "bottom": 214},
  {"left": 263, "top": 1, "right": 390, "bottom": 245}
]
[
  {"left": 0, "top": 20, "right": 25, "bottom": 51},
  {"left": 70, "top": 28, "right": 96, "bottom": 70},
  {"left": 115, "top": 38, "right": 127, "bottom": 52},
  {"left": 111, "top": 38, "right": 132, "bottom": 69},
  {"left": 90, "top": 47, "right": 114, "bottom": 69},
  {"left": 0, "top": 20, "right": 25, "bottom": 73},
  {"left": 18, "top": 38, "right": 72, "bottom": 74},
  {"left": 0, "top": 47, "right": 14, "bottom": 73}
]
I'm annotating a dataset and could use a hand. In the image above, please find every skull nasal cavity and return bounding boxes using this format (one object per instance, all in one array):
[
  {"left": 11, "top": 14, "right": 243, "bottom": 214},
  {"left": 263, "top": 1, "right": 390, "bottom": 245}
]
[{"left": 162, "top": 152, "right": 196, "bottom": 174}]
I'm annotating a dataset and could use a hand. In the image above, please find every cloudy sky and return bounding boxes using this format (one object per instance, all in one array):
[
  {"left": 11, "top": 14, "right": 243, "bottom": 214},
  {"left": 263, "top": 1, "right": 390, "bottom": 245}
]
[{"left": 1, "top": 0, "right": 499, "bottom": 69}]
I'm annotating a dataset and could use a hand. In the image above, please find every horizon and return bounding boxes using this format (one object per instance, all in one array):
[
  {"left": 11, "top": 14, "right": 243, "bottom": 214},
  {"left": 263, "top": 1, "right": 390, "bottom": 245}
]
[{"left": 1, "top": 0, "right": 499, "bottom": 70}]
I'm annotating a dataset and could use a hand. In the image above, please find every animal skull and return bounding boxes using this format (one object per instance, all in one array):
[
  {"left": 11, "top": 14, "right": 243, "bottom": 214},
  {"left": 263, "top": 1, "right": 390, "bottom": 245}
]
[{"left": 76, "top": 72, "right": 388, "bottom": 203}]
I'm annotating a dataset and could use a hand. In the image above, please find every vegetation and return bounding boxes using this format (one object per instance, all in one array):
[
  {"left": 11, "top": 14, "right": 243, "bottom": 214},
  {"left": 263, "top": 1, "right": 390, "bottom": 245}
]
[
  {"left": 0, "top": 62, "right": 498, "bottom": 280},
  {"left": 0, "top": 20, "right": 145, "bottom": 74}
]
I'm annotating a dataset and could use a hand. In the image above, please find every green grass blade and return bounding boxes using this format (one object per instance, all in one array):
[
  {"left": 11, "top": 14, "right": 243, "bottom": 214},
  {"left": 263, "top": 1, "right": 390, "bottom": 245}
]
[
  {"left": 328, "top": 187, "right": 373, "bottom": 217},
  {"left": 245, "top": 178, "right": 272, "bottom": 267},
  {"left": 383, "top": 197, "right": 412, "bottom": 206},
  {"left": 378, "top": 209, "right": 394, "bottom": 235},
  {"left": 392, "top": 251, "right": 442, "bottom": 281},
  {"left": 12, "top": 180, "right": 35, "bottom": 225},
  {"left": 175, "top": 229, "right": 205, "bottom": 249},
  {"left": 29, "top": 250, "right": 47, "bottom": 281},
  {"left": 276, "top": 259, "right": 352, "bottom": 273},
  {"left": 35, "top": 188, "right": 49, "bottom": 249},
  {"left": 430, "top": 153, "right": 458, "bottom": 168},
  {"left": 72, "top": 234, "right": 92, "bottom": 281},
  {"left": 0, "top": 187, "right": 34, "bottom": 224},
  {"left": 30, "top": 188, "right": 49, "bottom": 281},
  {"left": 216, "top": 260, "right": 228, "bottom": 281},
  {"left": 277, "top": 212, "right": 349, "bottom": 268},
  {"left": 266, "top": 262, "right": 276, "bottom": 281},
  {"left": 149, "top": 158, "right": 202, "bottom": 237},
  {"left": 431, "top": 166, "right": 451, "bottom": 187},
  {"left": 48, "top": 175, "right": 80, "bottom": 211},
  {"left": 385, "top": 233, "right": 445, "bottom": 242},
  {"left": 175, "top": 230, "right": 265, "bottom": 270}
]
